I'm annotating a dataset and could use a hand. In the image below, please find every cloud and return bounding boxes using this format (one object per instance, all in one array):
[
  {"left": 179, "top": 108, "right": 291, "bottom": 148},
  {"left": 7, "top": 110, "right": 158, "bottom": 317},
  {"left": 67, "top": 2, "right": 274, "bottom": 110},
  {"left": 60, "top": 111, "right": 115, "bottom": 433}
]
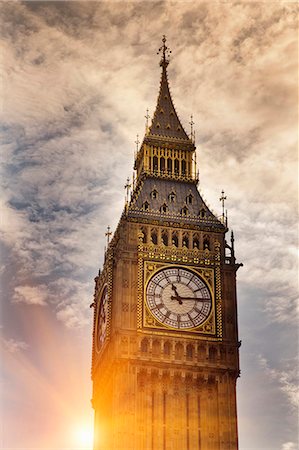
[
  {"left": 13, "top": 285, "right": 48, "bottom": 305},
  {"left": 0, "top": 2, "right": 298, "bottom": 449},
  {"left": 2, "top": 337, "right": 29, "bottom": 353},
  {"left": 282, "top": 443, "right": 298, "bottom": 450},
  {"left": 258, "top": 354, "right": 299, "bottom": 410}
]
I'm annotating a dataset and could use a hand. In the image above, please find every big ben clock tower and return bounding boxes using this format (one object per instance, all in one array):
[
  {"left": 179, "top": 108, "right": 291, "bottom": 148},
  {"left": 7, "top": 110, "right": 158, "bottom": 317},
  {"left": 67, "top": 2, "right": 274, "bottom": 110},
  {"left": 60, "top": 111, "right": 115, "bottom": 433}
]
[{"left": 91, "top": 37, "right": 242, "bottom": 450}]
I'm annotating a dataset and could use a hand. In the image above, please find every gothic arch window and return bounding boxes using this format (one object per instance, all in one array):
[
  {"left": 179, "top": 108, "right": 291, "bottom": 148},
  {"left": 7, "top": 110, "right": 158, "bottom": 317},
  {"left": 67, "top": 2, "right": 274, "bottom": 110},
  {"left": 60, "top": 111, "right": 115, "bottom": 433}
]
[
  {"left": 168, "top": 191, "right": 176, "bottom": 203},
  {"left": 171, "top": 232, "right": 178, "bottom": 247},
  {"left": 152, "top": 340, "right": 160, "bottom": 356},
  {"left": 203, "top": 235, "right": 210, "bottom": 250},
  {"left": 153, "top": 157, "right": 158, "bottom": 173},
  {"left": 193, "top": 234, "right": 200, "bottom": 249},
  {"left": 151, "top": 229, "right": 158, "bottom": 245},
  {"left": 186, "top": 193, "right": 193, "bottom": 204},
  {"left": 167, "top": 158, "right": 172, "bottom": 174},
  {"left": 142, "top": 201, "right": 149, "bottom": 211},
  {"left": 186, "top": 344, "right": 194, "bottom": 360},
  {"left": 198, "top": 344, "right": 206, "bottom": 361},
  {"left": 164, "top": 341, "right": 171, "bottom": 357},
  {"left": 161, "top": 230, "right": 168, "bottom": 246},
  {"left": 160, "top": 157, "right": 165, "bottom": 172},
  {"left": 199, "top": 208, "right": 206, "bottom": 218},
  {"left": 151, "top": 189, "right": 158, "bottom": 199},
  {"left": 181, "top": 206, "right": 189, "bottom": 216},
  {"left": 209, "top": 346, "right": 217, "bottom": 361},
  {"left": 174, "top": 159, "right": 179, "bottom": 174},
  {"left": 182, "top": 233, "right": 189, "bottom": 248},
  {"left": 181, "top": 159, "right": 187, "bottom": 175},
  {"left": 160, "top": 203, "right": 168, "bottom": 213},
  {"left": 141, "top": 338, "right": 148, "bottom": 353},
  {"left": 140, "top": 227, "right": 147, "bottom": 243},
  {"left": 175, "top": 343, "right": 184, "bottom": 360}
]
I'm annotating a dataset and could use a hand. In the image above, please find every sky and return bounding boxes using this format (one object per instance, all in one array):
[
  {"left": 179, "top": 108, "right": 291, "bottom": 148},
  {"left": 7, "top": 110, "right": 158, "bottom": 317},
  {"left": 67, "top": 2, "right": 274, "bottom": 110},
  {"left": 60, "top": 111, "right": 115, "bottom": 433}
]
[{"left": 0, "top": 1, "right": 298, "bottom": 449}]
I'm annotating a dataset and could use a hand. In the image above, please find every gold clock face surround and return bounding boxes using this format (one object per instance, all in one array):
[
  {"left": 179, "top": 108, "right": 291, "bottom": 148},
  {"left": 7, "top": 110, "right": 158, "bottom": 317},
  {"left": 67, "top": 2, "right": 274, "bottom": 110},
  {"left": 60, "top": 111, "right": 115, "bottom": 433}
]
[
  {"left": 95, "top": 284, "right": 108, "bottom": 352},
  {"left": 145, "top": 266, "right": 212, "bottom": 330}
]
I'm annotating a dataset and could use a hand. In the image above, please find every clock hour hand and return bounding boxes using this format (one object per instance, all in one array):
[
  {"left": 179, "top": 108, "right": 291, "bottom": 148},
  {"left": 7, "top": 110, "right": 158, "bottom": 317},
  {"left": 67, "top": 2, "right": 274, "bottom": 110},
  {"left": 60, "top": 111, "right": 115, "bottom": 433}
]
[{"left": 171, "top": 285, "right": 183, "bottom": 305}]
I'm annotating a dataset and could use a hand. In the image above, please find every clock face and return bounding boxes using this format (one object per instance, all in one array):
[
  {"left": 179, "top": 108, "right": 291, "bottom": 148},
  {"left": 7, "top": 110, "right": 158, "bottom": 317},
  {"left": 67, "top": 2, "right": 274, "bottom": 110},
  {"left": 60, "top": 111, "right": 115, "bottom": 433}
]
[
  {"left": 95, "top": 285, "right": 108, "bottom": 352},
  {"left": 146, "top": 267, "right": 212, "bottom": 330}
]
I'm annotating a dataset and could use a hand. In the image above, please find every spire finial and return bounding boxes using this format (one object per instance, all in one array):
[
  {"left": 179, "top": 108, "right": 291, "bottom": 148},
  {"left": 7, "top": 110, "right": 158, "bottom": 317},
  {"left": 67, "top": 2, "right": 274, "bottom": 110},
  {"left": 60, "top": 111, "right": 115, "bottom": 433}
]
[
  {"left": 145, "top": 109, "right": 150, "bottom": 134},
  {"left": 157, "top": 35, "right": 171, "bottom": 68},
  {"left": 189, "top": 115, "right": 195, "bottom": 143},
  {"left": 105, "top": 225, "right": 112, "bottom": 245},
  {"left": 124, "top": 177, "right": 131, "bottom": 205},
  {"left": 135, "top": 134, "right": 140, "bottom": 152},
  {"left": 219, "top": 190, "right": 227, "bottom": 225}
]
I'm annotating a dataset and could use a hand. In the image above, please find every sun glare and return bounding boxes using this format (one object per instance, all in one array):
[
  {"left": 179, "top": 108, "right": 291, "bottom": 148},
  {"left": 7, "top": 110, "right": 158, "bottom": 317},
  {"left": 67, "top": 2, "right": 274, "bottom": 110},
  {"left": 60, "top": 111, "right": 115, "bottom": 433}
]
[{"left": 72, "top": 423, "right": 94, "bottom": 449}]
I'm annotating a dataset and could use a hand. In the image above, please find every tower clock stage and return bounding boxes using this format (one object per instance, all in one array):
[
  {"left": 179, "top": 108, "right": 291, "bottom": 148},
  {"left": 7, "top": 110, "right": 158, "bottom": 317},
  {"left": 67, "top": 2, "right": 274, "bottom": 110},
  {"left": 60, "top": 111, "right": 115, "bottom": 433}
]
[{"left": 91, "top": 36, "right": 242, "bottom": 450}]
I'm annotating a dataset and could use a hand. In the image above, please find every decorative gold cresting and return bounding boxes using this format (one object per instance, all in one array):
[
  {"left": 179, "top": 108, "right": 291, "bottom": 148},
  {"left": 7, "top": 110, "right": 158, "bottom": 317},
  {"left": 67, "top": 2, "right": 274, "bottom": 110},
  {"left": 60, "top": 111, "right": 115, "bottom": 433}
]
[{"left": 157, "top": 35, "right": 171, "bottom": 68}]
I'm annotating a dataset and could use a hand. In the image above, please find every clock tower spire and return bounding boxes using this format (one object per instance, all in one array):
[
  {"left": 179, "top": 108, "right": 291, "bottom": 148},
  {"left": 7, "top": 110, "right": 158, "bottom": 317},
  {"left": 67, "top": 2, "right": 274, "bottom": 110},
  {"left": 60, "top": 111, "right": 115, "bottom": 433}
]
[{"left": 92, "top": 37, "right": 241, "bottom": 450}]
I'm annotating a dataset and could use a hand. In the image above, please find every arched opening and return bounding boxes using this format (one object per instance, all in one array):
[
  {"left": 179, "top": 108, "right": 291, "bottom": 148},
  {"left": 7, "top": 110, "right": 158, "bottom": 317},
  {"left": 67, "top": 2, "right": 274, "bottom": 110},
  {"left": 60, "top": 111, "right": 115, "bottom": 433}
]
[
  {"left": 181, "top": 206, "right": 189, "bottom": 216},
  {"left": 199, "top": 208, "right": 206, "bottom": 218},
  {"left": 198, "top": 344, "right": 206, "bottom": 361},
  {"left": 186, "top": 193, "right": 193, "bottom": 204},
  {"left": 153, "top": 156, "right": 158, "bottom": 172},
  {"left": 168, "top": 191, "right": 176, "bottom": 203},
  {"left": 174, "top": 159, "right": 179, "bottom": 175},
  {"left": 175, "top": 343, "right": 184, "bottom": 360},
  {"left": 203, "top": 235, "right": 210, "bottom": 250},
  {"left": 141, "top": 338, "right": 148, "bottom": 353},
  {"left": 181, "top": 159, "right": 186, "bottom": 175},
  {"left": 160, "top": 203, "right": 168, "bottom": 213},
  {"left": 171, "top": 232, "right": 178, "bottom": 247},
  {"left": 186, "top": 344, "right": 194, "bottom": 360},
  {"left": 182, "top": 233, "right": 189, "bottom": 248},
  {"left": 164, "top": 341, "right": 171, "bottom": 357},
  {"left": 193, "top": 234, "right": 200, "bottom": 249},
  {"left": 151, "top": 189, "right": 158, "bottom": 199},
  {"left": 160, "top": 157, "right": 165, "bottom": 172},
  {"left": 142, "top": 201, "right": 149, "bottom": 211},
  {"left": 167, "top": 158, "right": 172, "bottom": 174},
  {"left": 161, "top": 231, "right": 168, "bottom": 246},
  {"left": 152, "top": 340, "right": 160, "bottom": 356},
  {"left": 151, "top": 229, "right": 158, "bottom": 245},
  {"left": 140, "top": 227, "right": 147, "bottom": 243},
  {"left": 209, "top": 346, "right": 217, "bottom": 361}
]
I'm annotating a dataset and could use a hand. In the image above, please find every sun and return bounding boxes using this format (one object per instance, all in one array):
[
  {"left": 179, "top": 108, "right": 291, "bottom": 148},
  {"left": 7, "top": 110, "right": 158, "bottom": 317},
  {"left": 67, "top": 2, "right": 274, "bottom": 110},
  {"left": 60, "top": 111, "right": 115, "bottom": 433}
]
[{"left": 72, "top": 423, "right": 94, "bottom": 449}]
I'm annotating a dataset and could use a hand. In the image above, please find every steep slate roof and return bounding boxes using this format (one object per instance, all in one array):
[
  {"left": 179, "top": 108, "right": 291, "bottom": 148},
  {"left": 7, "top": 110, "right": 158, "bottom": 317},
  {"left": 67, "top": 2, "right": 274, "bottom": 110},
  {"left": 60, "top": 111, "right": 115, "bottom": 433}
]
[
  {"left": 128, "top": 178, "right": 224, "bottom": 230},
  {"left": 148, "top": 58, "right": 190, "bottom": 142}
]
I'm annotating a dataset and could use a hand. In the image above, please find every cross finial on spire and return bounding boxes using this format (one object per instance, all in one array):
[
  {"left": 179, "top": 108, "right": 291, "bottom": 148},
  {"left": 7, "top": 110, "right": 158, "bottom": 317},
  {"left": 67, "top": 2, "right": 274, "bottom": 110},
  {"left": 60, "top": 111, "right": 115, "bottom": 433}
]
[{"left": 157, "top": 35, "right": 171, "bottom": 68}]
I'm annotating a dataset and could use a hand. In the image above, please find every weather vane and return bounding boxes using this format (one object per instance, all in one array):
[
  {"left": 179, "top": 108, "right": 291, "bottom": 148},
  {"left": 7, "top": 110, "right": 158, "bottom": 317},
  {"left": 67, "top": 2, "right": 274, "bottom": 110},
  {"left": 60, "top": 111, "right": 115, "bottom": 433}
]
[{"left": 157, "top": 35, "right": 171, "bottom": 67}]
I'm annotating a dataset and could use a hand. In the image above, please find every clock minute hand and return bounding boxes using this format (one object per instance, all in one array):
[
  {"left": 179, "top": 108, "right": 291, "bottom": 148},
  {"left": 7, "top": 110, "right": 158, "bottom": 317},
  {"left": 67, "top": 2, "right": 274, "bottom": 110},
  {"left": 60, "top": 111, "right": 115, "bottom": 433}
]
[{"left": 180, "top": 296, "right": 208, "bottom": 302}]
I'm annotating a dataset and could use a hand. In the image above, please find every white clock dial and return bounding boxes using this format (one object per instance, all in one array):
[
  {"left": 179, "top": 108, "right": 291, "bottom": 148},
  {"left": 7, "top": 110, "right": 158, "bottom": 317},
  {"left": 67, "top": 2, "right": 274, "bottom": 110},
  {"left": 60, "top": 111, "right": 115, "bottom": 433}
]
[
  {"left": 146, "top": 267, "right": 212, "bottom": 329},
  {"left": 95, "top": 285, "right": 108, "bottom": 352}
]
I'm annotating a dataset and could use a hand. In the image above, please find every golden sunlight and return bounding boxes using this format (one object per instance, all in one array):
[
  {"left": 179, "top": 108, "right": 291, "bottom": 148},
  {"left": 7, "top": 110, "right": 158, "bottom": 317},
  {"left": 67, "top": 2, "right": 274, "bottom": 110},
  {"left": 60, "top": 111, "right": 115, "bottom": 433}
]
[{"left": 72, "top": 423, "right": 94, "bottom": 449}]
